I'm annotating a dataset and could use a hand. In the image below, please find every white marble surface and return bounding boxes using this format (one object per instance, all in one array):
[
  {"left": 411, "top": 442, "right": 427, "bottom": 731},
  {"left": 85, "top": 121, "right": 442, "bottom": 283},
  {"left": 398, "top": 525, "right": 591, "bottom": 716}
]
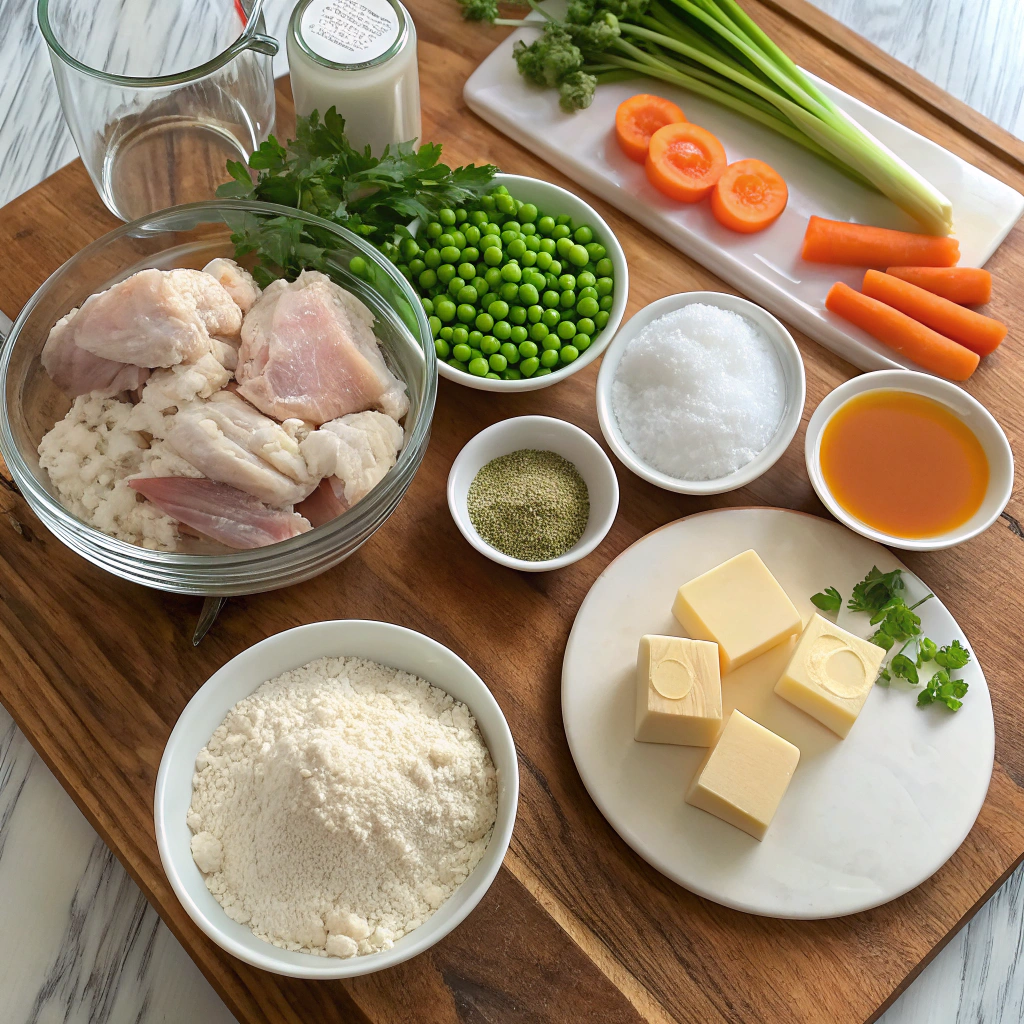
[{"left": 1, "top": 1, "right": 1024, "bottom": 1022}]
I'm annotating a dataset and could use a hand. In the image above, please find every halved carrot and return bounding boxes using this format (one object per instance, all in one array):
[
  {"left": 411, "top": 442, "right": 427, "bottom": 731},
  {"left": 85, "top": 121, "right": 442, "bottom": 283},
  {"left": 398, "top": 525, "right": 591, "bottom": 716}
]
[
  {"left": 802, "top": 216, "right": 959, "bottom": 268},
  {"left": 861, "top": 269, "right": 1006, "bottom": 356},
  {"left": 710, "top": 159, "right": 788, "bottom": 233},
  {"left": 615, "top": 94, "right": 687, "bottom": 164},
  {"left": 885, "top": 266, "right": 991, "bottom": 305},
  {"left": 825, "top": 282, "right": 979, "bottom": 381},
  {"left": 645, "top": 122, "right": 727, "bottom": 203}
]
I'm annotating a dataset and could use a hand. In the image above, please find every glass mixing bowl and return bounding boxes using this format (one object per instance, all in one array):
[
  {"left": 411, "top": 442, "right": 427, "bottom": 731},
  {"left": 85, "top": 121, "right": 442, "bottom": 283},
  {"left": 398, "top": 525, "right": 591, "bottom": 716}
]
[{"left": 0, "top": 201, "right": 436, "bottom": 597}]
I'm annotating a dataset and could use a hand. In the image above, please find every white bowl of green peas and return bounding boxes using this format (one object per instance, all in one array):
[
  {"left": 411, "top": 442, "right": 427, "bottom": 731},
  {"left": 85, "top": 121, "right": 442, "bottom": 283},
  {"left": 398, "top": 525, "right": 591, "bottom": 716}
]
[{"left": 407, "top": 173, "right": 628, "bottom": 392}]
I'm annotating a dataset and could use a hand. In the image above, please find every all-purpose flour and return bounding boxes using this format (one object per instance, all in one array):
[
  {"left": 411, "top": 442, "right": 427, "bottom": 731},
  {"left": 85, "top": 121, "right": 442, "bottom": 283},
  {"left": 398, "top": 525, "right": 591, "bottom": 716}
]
[{"left": 187, "top": 656, "right": 498, "bottom": 958}]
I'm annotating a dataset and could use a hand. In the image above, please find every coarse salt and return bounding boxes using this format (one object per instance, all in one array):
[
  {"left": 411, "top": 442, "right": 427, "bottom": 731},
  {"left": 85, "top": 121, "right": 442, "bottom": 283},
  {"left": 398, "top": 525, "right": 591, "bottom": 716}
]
[{"left": 610, "top": 303, "right": 786, "bottom": 481}]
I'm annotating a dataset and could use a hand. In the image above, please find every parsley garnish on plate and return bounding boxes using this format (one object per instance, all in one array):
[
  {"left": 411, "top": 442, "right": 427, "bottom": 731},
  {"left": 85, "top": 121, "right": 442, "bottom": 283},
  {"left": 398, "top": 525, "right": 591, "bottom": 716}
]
[
  {"left": 217, "top": 107, "right": 498, "bottom": 288},
  {"left": 811, "top": 567, "right": 970, "bottom": 712}
]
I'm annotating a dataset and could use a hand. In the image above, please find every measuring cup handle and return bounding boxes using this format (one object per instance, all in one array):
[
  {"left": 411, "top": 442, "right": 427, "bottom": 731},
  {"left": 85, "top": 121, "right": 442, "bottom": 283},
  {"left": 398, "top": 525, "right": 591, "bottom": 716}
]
[{"left": 246, "top": 33, "right": 279, "bottom": 57}]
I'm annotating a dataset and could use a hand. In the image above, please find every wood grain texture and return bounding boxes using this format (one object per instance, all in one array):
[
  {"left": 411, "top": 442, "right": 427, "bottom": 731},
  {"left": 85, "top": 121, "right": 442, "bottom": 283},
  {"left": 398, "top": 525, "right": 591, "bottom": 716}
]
[{"left": 2, "top": 2, "right": 1024, "bottom": 1023}]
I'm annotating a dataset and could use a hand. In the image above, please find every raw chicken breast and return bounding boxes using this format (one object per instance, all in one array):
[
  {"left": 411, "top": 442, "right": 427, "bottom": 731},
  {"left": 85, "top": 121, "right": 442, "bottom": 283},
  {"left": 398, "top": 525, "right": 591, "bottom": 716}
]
[
  {"left": 129, "top": 477, "right": 311, "bottom": 549},
  {"left": 203, "top": 258, "right": 262, "bottom": 313},
  {"left": 43, "top": 268, "right": 242, "bottom": 370},
  {"left": 236, "top": 270, "right": 409, "bottom": 425},
  {"left": 165, "top": 392, "right": 318, "bottom": 507},
  {"left": 300, "top": 410, "right": 404, "bottom": 507},
  {"left": 41, "top": 311, "right": 150, "bottom": 398}
]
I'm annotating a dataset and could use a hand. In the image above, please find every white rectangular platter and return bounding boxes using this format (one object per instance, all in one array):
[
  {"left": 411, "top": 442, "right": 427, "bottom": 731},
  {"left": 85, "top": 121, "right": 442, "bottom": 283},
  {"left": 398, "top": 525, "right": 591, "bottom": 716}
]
[{"left": 464, "top": 18, "right": 1024, "bottom": 373}]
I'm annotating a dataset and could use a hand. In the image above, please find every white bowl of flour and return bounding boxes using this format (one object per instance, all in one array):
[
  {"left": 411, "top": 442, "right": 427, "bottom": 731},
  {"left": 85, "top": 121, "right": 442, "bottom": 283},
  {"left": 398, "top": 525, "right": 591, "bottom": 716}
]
[{"left": 155, "top": 620, "right": 518, "bottom": 978}]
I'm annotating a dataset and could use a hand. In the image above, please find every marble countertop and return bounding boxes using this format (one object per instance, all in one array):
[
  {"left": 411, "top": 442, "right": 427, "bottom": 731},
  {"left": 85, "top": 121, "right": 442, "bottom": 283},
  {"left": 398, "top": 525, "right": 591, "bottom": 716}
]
[{"left": 1, "top": 1, "right": 1024, "bottom": 1021}]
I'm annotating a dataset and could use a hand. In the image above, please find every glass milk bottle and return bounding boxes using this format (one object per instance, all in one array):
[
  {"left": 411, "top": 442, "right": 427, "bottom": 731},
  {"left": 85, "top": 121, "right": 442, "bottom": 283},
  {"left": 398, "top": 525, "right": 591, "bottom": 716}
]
[{"left": 287, "top": 0, "right": 421, "bottom": 153}]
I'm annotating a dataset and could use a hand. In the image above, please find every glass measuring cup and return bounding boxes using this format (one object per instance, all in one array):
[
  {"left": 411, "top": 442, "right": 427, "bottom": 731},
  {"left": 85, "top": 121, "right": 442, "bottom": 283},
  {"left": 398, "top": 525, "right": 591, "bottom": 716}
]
[{"left": 38, "top": 0, "right": 279, "bottom": 222}]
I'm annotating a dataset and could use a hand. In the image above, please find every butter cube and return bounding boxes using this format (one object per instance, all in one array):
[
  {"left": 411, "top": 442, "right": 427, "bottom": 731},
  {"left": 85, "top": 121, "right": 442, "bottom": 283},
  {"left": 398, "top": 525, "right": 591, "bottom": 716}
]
[
  {"left": 774, "top": 613, "right": 886, "bottom": 738},
  {"left": 635, "top": 635, "right": 722, "bottom": 746},
  {"left": 672, "top": 550, "right": 802, "bottom": 674},
  {"left": 685, "top": 710, "right": 799, "bottom": 841}
]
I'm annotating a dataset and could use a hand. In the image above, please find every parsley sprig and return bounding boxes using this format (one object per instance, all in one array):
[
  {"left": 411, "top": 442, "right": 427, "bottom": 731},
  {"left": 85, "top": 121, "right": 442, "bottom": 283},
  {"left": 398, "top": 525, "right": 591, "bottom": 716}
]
[
  {"left": 811, "top": 567, "right": 970, "bottom": 712},
  {"left": 216, "top": 108, "right": 498, "bottom": 287}
]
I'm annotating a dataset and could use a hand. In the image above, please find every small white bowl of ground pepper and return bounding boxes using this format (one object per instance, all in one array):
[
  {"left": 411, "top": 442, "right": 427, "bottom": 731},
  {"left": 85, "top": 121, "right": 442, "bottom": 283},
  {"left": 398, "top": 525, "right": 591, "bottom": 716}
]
[{"left": 448, "top": 416, "right": 619, "bottom": 572}]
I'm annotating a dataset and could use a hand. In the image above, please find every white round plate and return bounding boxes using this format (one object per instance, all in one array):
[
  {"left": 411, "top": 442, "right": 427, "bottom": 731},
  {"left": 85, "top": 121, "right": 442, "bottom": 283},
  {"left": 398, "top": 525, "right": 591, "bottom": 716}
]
[{"left": 561, "top": 508, "right": 994, "bottom": 919}]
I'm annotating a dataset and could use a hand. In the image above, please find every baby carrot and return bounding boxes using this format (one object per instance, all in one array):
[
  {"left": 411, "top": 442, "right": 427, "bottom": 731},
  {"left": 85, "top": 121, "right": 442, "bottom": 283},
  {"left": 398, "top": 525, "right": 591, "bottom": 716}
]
[
  {"left": 885, "top": 266, "right": 992, "bottom": 305},
  {"left": 615, "top": 94, "right": 687, "bottom": 164},
  {"left": 862, "top": 269, "right": 1006, "bottom": 356},
  {"left": 825, "top": 282, "right": 979, "bottom": 381},
  {"left": 802, "top": 216, "right": 959, "bottom": 268}
]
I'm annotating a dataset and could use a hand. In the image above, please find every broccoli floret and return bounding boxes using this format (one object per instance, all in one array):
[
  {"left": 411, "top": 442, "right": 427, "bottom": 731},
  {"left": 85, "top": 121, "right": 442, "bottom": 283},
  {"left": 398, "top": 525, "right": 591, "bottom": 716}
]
[
  {"left": 566, "top": 0, "right": 597, "bottom": 23},
  {"left": 596, "top": 0, "right": 649, "bottom": 20},
  {"left": 458, "top": 0, "right": 500, "bottom": 19},
  {"left": 513, "top": 24, "right": 583, "bottom": 88},
  {"left": 566, "top": 11, "right": 620, "bottom": 54},
  {"left": 559, "top": 70, "right": 598, "bottom": 112}
]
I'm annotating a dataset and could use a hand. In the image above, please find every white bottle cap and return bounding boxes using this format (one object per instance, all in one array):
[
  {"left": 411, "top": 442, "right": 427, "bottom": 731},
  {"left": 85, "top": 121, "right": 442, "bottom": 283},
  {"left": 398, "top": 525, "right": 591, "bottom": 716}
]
[{"left": 294, "top": 0, "right": 407, "bottom": 69}]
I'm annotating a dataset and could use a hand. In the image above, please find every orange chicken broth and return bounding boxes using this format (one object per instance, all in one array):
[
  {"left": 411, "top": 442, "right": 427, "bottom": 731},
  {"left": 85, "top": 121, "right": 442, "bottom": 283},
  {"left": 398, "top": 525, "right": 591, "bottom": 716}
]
[{"left": 819, "top": 390, "right": 988, "bottom": 538}]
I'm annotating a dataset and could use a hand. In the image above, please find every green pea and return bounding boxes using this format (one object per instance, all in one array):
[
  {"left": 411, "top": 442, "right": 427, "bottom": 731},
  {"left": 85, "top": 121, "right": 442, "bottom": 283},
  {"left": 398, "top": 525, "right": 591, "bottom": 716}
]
[
  {"left": 578, "top": 286, "right": 599, "bottom": 302},
  {"left": 479, "top": 336, "right": 499, "bottom": 356},
  {"left": 435, "top": 299, "right": 456, "bottom": 322},
  {"left": 493, "top": 320, "right": 512, "bottom": 341},
  {"left": 530, "top": 322, "right": 549, "bottom": 342},
  {"left": 595, "top": 310, "right": 610, "bottom": 329},
  {"left": 397, "top": 264, "right": 413, "bottom": 281},
  {"left": 456, "top": 303, "right": 476, "bottom": 323},
  {"left": 447, "top": 276, "right": 466, "bottom": 296},
  {"left": 409, "top": 259, "right": 426, "bottom": 277},
  {"left": 556, "top": 236, "right": 574, "bottom": 259},
  {"left": 499, "top": 342, "right": 520, "bottom": 363},
  {"left": 439, "top": 326, "right": 454, "bottom": 341},
  {"left": 548, "top": 260, "right": 562, "bottom": 277},
  {"left": 496, "top": 194, "right": 516, "bottom": 215},
  {"left": 586, "top": 242, "right": 607, "bottom": 261},
  {"left": 501, "top": 263, "right": 522, "bottom": 284},
  {"left": 556, "top": 273, "right": 575, "bottom": 291},
  {"left": 526, "top": 304, "right": 543, "bottom": 323},
  {"left": 540, "top": 348, "right": 560, "bottom": 367},
  {"left": 524, "top": 234, "right": 541, "bottom": 253},
  {"left": 510, "top": 326, "right": 529, "bottom": 345},
  {"left": 468, "top": 330, "right": 484, "bottom": 346},
  {"left": 469, "top": 348, "right": 483, "bottom": 362},
  {"left": 509, "top": 306, "right": 527, "bottom": 325},
  {"left": 556, "top": 214, "right": 572, "bottom": 226},
  {"left": 519, "top": 222, "right": 536, "bottom": 237},
  {"left": 447, "top": 357, "right": 467, "bottom": 372},
  {"left": 485, "top": 371, "right": 501, "bottom": 380},
  {"left": 503, "top": 368, "right": 522, "bottom": 380},
  {"left": 535, "top": 367, "right": 553, "bottom": 376},
  {"left": 560, "top": 344, "right": 579, "bottom": 364},
  {"left": 596, "top": 277, "right": 614, "bottom": 296},
  {"left": 426, "top": 222, "right": 443, "bottom": 239},
  {"left": 574, "top": 333, "right": 592, "bottom": 351},
  {"left": 458, "top": 261, "right": 476, "bottom": 280},
  {"left": 468, "top": 357, "right": 489, "bottom": 377},
  {"left": 560, "top": 308, "right": 577, "bottom": 323},
  {"left": 596, "top": 257, "right": 614, "bottom": 277},
  {"left": 483, "top": 247, "right": 503, "bottom": 267},
  {"left": 535, "top": 251, "right": 553, "bottom": 271},
  {"left": 573, "top": 225, "right": 593, "bottom": 244},
  {"left": 537, "top": 215, "right": 556, "bottom": 236},
  {"left": 399, "top": 237, "right": 420, "bottom": 261},
  {"left": 455, "top": 208, "right": 468, "bottom": 223},
  {"left": 539, "top": 238, "right": 557, "bottom": 255},
  {"left": 464, "top": 224, "right": 481, "bottom": 245},
  {"left": 486, "top": 222, "right": 502, "bottom": 236},
  {"left": 557, "top": 320, "right": 577, "bottom": 340},
  {"left": 520, "top": 203, "right": 539, "bottom": 223},
  {"left": 481, "top": 196, "right": 496, "bottom": 212},
  {"left": 472, "top": 277, "right": 488, "bottom": 296},
  {"left": 480, "top": 267, "right": 499, "bottom": 290},
  {"left": 480, "top": 292, "right": 500, "bottom": 309},
  {"left": 568, "top": 244, "right": 589, "bottom": 267},
  {"left": 437, "top": 264, "right": 457, "bottom": 285},
  {"left": 452, "top": 342, "right": 472, "bottom": 362},
  {"left": 599, "top": 294, "right": 614, "bottom": 311},
  {"left": 496, "top": 282, "right": 516, "bottom": 303},
  {"left": 577, "top": 296, "right": 600, "bottom": 318},
  {"left": 521, "top": 250, "right": 537, "bottom": 267},
  {"left": 438, "top": 233, "right": 455, "bottom": 249},
  {"left": 500, "top": 229, "right": 517, "bottom": 246},
  {"left": 450, "top": 230, "right": 466, "bottom": 249},
  {"left": 438, "top": 245, "right": 459, "bottom": 264},
  {"left": 507, "top": 238, "right": 527, "bottom": 259},
  {"left": 503, "top": 220, "right": 521, "bottom": 234},
  {"left": 488, "top": 300, "right": 510, "bottom": 320},
  {"left": 470, "top": 209, "right": 488, "bottom": 226},
  {"left": 559, "top": 289, "right": 576, "bottom": 309},
  {"left": 518, "top": 282, "right": 539, "bottom": 305},
  {"left": 423, "top": 248, "right": 441, "bottom": 269},
  {"left": 421, "top": 296, "right": 434, "bottom": 315},
  {"left": 525, "top": 270, "right": 546, "bottom": 290},
  {"left": 518, "top": 339, "right": 538, "bottom": 358},
  {"left": 520, "top": 356, "right": 540, "bottom": 377},
  {"left": 489, "top": 353, "right": 508, "bottom": 372},
  {"left": 541, "top": 334, "right": 561, "bottom": 351},
  {"left": 542, "top": 308, "right": 561, "bottom": 328},
  {"left": 428, "top": 315, "right": 441, "bottom": 337},
  {"left": 542, "top": 290, "right": 560, "bottom": 309},
  {"left": 476, "top": 312, "right": 495, "bottom": 332},
  {"left": 576, "top": 271, "right": 596, "bottom": 290},
  {"left": 439, "top": 208, "right": 457, "bottom": 226},
  {"left": 577, "top": 317, "right": 596, "bottom": 336},
  {"left": 435, "top": 338, "right": 451, "bottom": 358},
  {"left": 452, "top": 326, "right": 470, "bottom": 346},
  {"left": 552, "top": 224, "right": 571, "bottom": 240}
]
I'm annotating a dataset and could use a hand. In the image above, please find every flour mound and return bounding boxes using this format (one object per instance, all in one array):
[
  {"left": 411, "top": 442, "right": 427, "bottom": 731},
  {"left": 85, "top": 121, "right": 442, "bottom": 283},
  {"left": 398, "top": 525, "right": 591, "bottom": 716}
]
[{"left": 187, "top": 657, "right": 498, "bottom": 958}]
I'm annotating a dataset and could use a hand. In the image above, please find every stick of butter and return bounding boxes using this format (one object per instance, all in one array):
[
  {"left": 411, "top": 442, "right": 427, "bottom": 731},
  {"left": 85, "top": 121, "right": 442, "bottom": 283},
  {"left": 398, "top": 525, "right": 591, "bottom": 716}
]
[
  {"left": 774, "top": 613, "right": 886, "bottom": 738},
  {"left": 672, "top": 550, "right": 802, "bottom": 674},
  {"left": 635, "top": 635, "right": 722, "bottom": 746},
  {"left": 685, "top": 710, "right": 799, "bottom": 841}
]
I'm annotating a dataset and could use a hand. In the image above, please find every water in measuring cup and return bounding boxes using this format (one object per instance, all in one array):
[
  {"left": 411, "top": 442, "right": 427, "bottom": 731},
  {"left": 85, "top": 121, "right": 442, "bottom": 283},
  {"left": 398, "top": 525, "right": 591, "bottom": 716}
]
[{"left": 100, "top": 114, "right": 253, "bottom": 222}]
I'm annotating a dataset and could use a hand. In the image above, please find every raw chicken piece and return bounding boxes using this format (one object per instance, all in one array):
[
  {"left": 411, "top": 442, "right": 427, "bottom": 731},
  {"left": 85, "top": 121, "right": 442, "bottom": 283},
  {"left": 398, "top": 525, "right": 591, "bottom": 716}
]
[
  {"left": 165, "top": 392, "right": 319, "bottom": 507},
  {"left": 41, "top": 312, "right": 150, "bottom": 398},
  {"left": 129, "top": 477, "right": 311, "bottom": 549},
  {"left": 203, "top": 258, "right": 262, "bottom": 313},
  {"left": 295, "top": 478, "right": 349, "bottom": 528},
  {"left": 300, "top": 410, "right": 404, "bottom": 507},
  {"left": 236, "top": 270, "right": 409, "bottom": 425},
  {"left": 43, "top": 268, "right": 242, "bottom": 370}
]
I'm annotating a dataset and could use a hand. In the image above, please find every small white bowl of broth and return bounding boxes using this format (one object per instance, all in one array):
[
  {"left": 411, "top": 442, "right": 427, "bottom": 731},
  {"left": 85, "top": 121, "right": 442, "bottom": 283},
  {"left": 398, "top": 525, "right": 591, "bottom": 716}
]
[{"left": 805, "top": 370, "right": 1013, "bottom": 551}]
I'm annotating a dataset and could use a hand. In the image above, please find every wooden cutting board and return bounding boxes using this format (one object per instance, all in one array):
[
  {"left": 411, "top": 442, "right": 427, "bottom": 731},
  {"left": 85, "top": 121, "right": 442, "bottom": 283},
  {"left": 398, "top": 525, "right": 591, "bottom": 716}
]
[{"left": 2, "top": 1, "right": 1024, "bottom": 1022}]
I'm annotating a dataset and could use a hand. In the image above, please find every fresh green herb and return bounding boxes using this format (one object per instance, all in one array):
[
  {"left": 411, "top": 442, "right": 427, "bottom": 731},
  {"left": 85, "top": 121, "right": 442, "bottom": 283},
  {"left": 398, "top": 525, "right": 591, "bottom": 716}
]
[
  {"left": 464, "top": 0, "right": 953, "bottom": 231},
  {"left": 217, "top": 108, "right": 497, "bottom": 287},
  {"left": 809, "top": 567, "right": 969, "bottom": 711},
  {"left": 810, "top": 586, "right": 842, "bottom": 613}
]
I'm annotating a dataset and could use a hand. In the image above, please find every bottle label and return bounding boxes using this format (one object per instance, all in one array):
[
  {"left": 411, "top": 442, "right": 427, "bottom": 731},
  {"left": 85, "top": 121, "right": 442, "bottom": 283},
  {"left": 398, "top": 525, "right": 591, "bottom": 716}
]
[{"left": 300, "top": 0, "right": 400, "bottom": 65}]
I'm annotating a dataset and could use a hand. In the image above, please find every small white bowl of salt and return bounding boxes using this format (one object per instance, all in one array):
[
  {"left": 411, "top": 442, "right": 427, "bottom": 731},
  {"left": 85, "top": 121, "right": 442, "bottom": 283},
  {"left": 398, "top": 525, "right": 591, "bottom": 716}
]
[{"left": 595, "top": 292, "right": 805, "bottom": 495}]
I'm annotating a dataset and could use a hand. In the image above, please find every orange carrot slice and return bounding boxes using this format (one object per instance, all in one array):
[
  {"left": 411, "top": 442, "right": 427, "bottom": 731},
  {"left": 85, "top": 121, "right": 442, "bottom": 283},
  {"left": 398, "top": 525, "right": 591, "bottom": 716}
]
[
  {"left": 825, "top": 282, "right": 979, "bottom": 381},
  {"left": 615, "top": 94, "right": 687, "bottom": 164},
  {"left": 861, "top": 270, "right": 1006, "bottom": 356},
  {"left": 645, "top": 123, "right": 727, "bottom": 203},
  {"left": 802, "top": 216, "right": 959, "bottom": 267},
  {"left": 710, "top": 158, "right": 788, "bottom": 233},
  {"left": 885, "top": 266, "right": 992, "bottom": 305}
]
